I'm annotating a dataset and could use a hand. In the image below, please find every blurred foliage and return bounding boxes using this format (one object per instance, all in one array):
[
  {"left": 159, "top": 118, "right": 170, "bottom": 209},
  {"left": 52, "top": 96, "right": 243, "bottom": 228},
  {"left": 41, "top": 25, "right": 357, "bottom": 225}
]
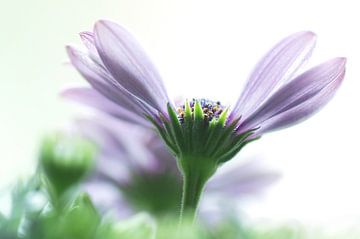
[
  {"left": 1, "top": 132, "right": 360, "bottom": 238},
  {"left": 0, "top": 133, "right": 156, "bottom": 239},
  {"left": 1, "top": 174, "right": 360, "bottom": 239}
]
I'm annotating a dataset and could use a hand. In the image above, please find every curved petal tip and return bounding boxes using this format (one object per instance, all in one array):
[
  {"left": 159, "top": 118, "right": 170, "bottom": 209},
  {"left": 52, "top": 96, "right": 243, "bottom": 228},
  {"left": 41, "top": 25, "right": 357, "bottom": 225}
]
[
  {"left": 295, "top": 30, "right": 317, "bottom": 40},
  {"left": 79, "top": 31, "right": 94, "bottom": 42},
  {"left": 94, "top": 19, "right": 117, "bottom": 32}
]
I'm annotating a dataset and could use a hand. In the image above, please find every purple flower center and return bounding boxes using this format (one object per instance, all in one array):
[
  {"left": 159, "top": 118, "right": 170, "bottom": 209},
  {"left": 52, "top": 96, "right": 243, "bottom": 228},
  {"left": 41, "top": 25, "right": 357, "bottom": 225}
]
[{"left": 176, "top": 98, "right": 225, "bottom": 123}]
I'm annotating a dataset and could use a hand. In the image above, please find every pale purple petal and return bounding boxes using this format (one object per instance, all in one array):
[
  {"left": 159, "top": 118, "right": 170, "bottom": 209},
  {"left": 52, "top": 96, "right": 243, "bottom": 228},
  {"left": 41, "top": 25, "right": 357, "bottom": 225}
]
[
  {"left": 74, "top": 117, "right": 135, "bottom": 158},
  {"left": 230, "top": 31, "right": 316, "bottom": 121},
  {"left": 93, "top": 20, "right": 170, "bottom": 113},
  {"left": 242, "top": 57, "right": 346, "bottom": 134},
  {"left": 141, "top": 134, "right": 180, "bottom": 175},
  {"left": 255, "top": 70, "right": 345, "bottom": 135},
  {"left": 83, "top": 181, "right": 133, "bottom": 218},
  {"left": 79, "top": 31, "right": 97, "bottom": 54},
  {"left": 78, "top": 117, "right": 167, "bottom": 175},
  {"left": 206, "top": 160, "right": 281, "bottom": 196},
  {"left": 62, "top": 87, "right": 152, "bottom": 128},
  {"left": 79, "top": 31, "right": 104, "bottom": 66},
  {"left": 66, "top": 45, "right": 159, "bottom": 118},
  {"left": 74, "top": 117, "right": 135, "bottom": 185}
]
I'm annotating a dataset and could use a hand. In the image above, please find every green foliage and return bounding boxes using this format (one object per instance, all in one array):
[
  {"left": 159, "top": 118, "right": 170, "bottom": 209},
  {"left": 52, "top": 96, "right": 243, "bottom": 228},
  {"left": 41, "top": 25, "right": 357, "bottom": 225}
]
[
  {"left": 38, "top": 193, "right": 101, "bottom": 239},
  {"left": 1, "top": 130, "right": 359, "bottom": 239},
  {"left": 0, "top": 132, "right": 160, "bottom": 239},
  {"left": 0, "top": 177, "right": 43, "bottom": 239},
  {"left": 0, "top": 165, "right": 156, "bottom": 239},
  {"left": 1, "top": 175, "right": 360, "bottom": 239}
]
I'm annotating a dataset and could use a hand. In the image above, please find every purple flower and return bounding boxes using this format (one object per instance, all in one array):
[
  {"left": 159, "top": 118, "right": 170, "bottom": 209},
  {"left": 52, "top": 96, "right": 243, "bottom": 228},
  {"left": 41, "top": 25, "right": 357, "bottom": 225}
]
[
  {"left": 63, "top": 20, "right": 346, "bottom": 218},
  {"left": 76, "top": 116, "right": 279, "bottom": 219},
  {"left": 63, "top": 20, "right": 345, "bottom": 158}
]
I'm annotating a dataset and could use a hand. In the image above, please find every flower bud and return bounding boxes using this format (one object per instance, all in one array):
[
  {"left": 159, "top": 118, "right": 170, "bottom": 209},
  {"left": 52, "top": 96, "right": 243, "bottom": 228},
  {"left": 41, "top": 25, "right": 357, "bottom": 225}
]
[{"left": 39, "top": 133, "right": 96, "bottom": 195}]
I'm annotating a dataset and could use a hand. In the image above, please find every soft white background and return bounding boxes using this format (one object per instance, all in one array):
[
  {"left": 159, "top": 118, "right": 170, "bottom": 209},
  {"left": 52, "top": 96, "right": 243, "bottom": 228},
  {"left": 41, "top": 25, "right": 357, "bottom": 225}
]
[{"left": 1, "top": 0, "right": 359, "bottom": 225}]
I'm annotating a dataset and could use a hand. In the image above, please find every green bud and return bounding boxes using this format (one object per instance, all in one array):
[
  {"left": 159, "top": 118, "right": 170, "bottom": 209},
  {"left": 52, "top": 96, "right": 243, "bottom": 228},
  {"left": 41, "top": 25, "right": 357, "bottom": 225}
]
[{"left": 39, "top": 133, "right": 96, "bottom": 196}]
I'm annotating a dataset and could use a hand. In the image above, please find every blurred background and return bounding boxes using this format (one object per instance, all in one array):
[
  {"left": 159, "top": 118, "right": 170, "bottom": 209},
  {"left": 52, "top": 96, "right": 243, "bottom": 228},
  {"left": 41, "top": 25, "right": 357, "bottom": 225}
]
[{"left": 0, "top": 0, "right": 359, "bottom": 228}]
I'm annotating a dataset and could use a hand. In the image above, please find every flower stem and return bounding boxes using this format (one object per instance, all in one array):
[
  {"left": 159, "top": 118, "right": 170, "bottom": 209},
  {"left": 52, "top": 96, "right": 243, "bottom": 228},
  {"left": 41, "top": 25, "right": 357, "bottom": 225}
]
[{"left": 179, "top": 169, "right": 207, "bottom": 224}]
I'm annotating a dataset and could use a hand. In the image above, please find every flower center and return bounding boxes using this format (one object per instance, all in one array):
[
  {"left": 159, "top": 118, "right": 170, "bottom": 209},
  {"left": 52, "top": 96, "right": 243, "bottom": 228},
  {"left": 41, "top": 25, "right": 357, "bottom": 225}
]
[{"left": 176, "top": 98, "right": 225, "bottom": 123}]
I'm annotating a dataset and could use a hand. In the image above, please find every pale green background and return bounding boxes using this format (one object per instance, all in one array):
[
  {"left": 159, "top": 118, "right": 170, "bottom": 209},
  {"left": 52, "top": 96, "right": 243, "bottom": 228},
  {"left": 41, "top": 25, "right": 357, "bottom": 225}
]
[{"left": 1, "top": 0, "right": 360, "bottom": 225}]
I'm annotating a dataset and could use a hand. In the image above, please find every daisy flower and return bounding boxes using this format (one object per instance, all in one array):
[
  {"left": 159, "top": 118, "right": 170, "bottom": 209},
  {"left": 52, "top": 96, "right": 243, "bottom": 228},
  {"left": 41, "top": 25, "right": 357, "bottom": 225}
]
[{"left": 63, "top": 20, "right": 346, "bottom": 219}]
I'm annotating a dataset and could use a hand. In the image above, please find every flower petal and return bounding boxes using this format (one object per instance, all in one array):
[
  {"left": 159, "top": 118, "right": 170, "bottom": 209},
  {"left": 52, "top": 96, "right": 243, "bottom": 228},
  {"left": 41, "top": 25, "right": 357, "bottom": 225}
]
[
  {"left": 207, "top": 159, "right": 280, "bottom": 196},
  {"left": 231, "top": 31, "right": 317, "bottom": 121},
  {"left": 79, "top": 31, "right": 105, "bottom": 65},
  {"left": 77, "top": 117, "right": 173, "bottom": 176},
  {"left": 83, "top": 181, "right": 133, "bottom": 218},
  {"left": 62, "top": 87, "right": 152, "bottom": 128},
  {"left": 66, "top": 45, "right": 159, "bottom": 118},
  {"left": 79, "top": 31, "right": 97, "bottom": 53},
  {"left": 93, "top": 20, "right": 170, "bottom": 113},
  {"left": 243, "top": 57, "right": 346, "bottom": 135}
]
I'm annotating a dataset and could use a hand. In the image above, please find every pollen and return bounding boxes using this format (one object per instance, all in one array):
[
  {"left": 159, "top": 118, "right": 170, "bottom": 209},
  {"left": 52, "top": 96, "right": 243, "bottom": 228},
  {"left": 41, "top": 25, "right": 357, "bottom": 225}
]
[{"left": 177, "top": 98, "right": 224, "bottom": 123}]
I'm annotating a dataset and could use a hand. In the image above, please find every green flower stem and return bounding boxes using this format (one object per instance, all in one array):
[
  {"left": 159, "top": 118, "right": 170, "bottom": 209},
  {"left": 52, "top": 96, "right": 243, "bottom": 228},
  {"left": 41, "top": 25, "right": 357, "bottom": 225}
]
[
  {"left": 178, "top": 156, "right": 216, "bottom": 224},
  {"left": 180, "top": 172, "right": 206, "bottom": 223}
]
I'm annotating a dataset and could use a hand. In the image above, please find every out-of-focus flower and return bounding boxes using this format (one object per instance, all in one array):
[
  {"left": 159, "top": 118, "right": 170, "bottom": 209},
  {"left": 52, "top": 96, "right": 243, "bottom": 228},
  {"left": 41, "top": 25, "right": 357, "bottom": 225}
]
[
  {"left": 63, "top": 20, "right": 345, "bottom": 217},
  {"left": 39, "top": 133, "right": 96, "bottom": 196},
  {"left": 76, "top": 117, "right": 280, "bottom": 219}
]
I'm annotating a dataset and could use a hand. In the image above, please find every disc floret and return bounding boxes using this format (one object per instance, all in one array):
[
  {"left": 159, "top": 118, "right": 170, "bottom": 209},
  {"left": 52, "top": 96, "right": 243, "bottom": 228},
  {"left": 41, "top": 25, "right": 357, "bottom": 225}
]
[{"left": 176, "top": 99, "right": 224, "bottom": 124}]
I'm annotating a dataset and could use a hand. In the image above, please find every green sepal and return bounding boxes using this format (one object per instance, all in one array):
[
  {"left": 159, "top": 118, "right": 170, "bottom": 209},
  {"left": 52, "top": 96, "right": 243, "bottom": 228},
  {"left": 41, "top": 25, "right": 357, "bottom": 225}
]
[
  {"left": 192, "top": 100, "right": 207, "bottom": 155},
  {"left": 193, "top": 100, "right": 204, "bottom": 121},
  {"left": 218, "top": 136, "right": 260, "bottom": 163},
  {"left": 214, "top": 128, "right": 257, "bottom": 160},
  {"left": 167, "top": 103, "right": 185, "bottom": 151},
  {"left": 183, "top": 100, "right": 193, "bottom": 152},
  {"left": 217, "top": 107, "right": 229, "bottom": 126},
  {"left": 203, "top": 109, "right": 229, "bottom": 154},
  {"left": 146, "top": 115, "right": 178, "bottom": 154},
  {"left": 207, "top": 115, "right": 240, "bottom": 156},
  {"left": 161, "top": 116, "right": 178, "bottom": 147}
]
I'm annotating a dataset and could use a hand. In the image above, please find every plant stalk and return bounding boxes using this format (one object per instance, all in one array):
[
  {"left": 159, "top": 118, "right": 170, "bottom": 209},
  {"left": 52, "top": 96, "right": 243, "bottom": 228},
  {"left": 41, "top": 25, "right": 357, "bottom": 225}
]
[{"left": 179, "top": 169, "right": 207, "bottom": 225}]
